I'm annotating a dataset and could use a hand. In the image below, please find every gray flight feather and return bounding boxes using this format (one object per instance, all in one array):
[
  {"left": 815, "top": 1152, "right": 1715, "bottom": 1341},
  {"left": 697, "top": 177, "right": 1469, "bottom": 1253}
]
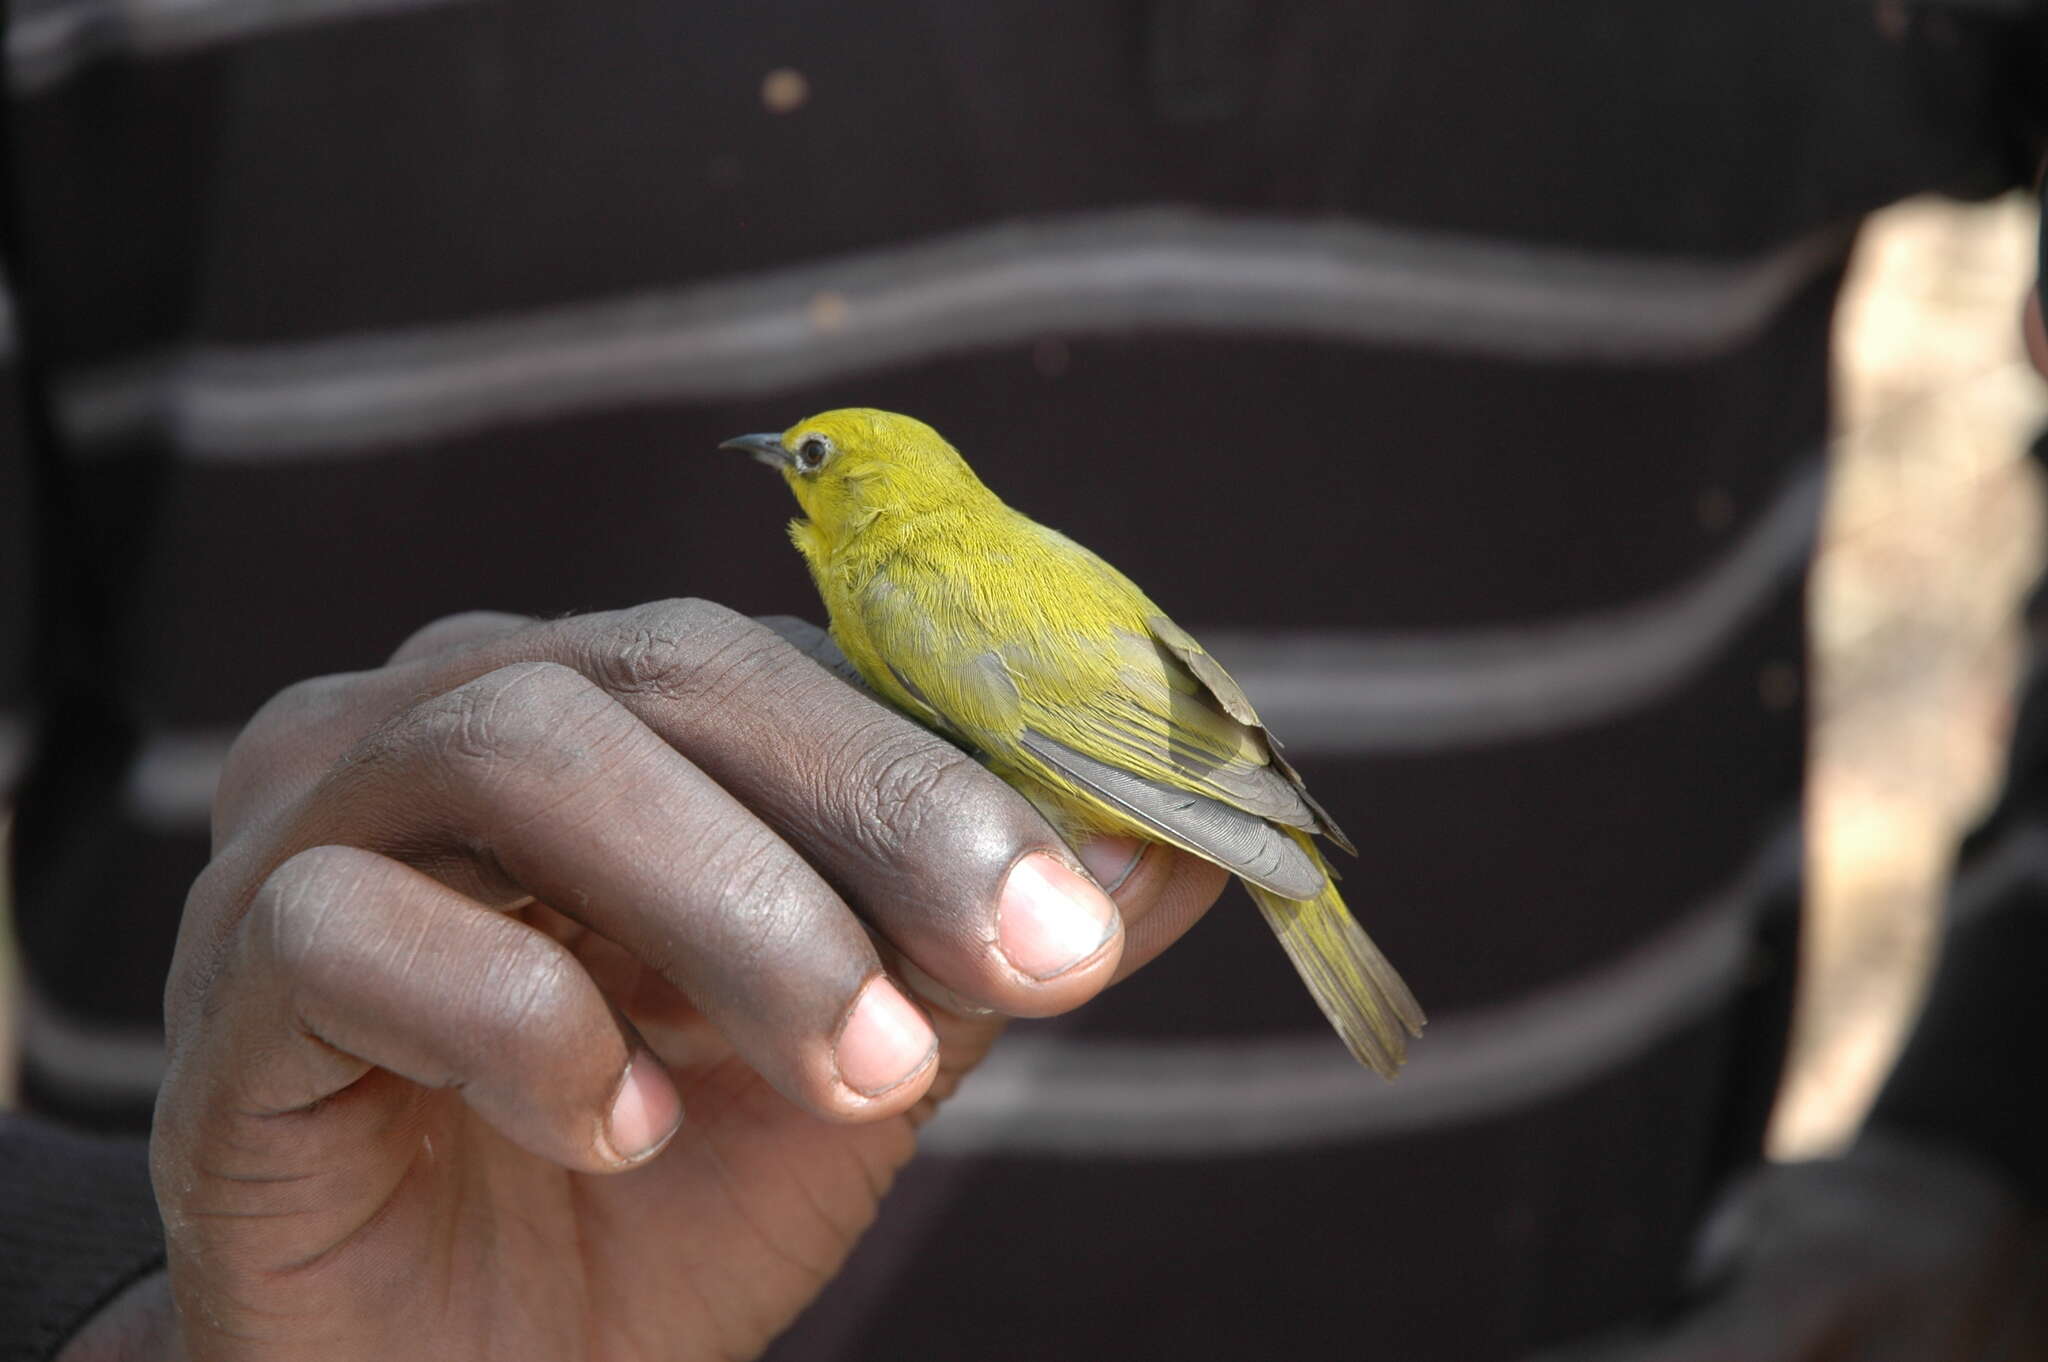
[
  {"left": 1019, "top": 729, "right": 1327, "bottom": 900},
  {"left": 1087, "top": 719, "right": 1319, "bottom": 830},
  {"left": 1143, "top": 615, "right": 1358, "bottom": 855},
  {"left": 1146, "top": 613, "right": 1264, "bottom": 726}
]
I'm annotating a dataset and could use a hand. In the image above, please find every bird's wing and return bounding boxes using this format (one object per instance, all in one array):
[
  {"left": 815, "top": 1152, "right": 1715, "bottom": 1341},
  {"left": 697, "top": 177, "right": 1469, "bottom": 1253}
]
[
  {"left": 1143, "top": 614, "right": 1356, "bottom": 857},
  {"left": 1011, "top": 725, "right": 1328, "bottom": 899},
  {"left": 858, "top": 572, "right": 1346, "bottom": 898}
]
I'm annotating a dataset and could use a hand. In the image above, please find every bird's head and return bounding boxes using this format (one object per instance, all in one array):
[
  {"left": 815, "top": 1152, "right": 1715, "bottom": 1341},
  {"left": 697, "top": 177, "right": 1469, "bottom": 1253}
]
[{"left": 720, "top": 408, "right": 992, "bottom": 545}]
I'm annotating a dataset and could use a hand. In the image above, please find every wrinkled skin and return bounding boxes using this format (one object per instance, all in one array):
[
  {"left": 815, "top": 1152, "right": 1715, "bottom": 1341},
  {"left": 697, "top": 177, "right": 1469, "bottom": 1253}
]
[{"left": 101, "top": 602, "right": 1227, "bottom": 1361}]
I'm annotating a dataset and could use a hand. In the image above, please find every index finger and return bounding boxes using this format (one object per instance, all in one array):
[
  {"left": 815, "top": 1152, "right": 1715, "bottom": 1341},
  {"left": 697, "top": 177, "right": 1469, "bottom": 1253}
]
[{"left": 385, "top": 599, "right": 1133, "bottom": 1017}]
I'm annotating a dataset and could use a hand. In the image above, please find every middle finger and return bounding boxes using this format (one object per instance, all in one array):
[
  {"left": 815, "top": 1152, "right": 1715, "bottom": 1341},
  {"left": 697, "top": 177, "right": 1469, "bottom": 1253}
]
[{"left": 293, "top": 658, "right": 940, "bottom": 1117}]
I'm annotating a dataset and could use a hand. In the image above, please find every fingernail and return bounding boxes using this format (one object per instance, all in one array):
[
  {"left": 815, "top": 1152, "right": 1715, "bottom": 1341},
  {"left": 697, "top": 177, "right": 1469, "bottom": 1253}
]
[
  {"left": 836, "top": 978, "right": 937, "bottom": 1097},
  {"left": 998, "top": 852, "right": 1119, "bottom": 980},
  {"left": 1076, "top": 836, "right": 1145, "bottom": 893},
  {"left": 605, "top": 1051, "right": 683, "bottom": 1164}
]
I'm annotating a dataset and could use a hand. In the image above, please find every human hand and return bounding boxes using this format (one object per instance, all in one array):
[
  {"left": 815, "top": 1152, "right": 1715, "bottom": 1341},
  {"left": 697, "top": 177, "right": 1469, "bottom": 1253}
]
[
  {"left": 1541, "top": 1137, "right": 2048, "bottom": 1362},
  {"left": 132, "top": 600, "right": 1228, "bottom": 1361}
]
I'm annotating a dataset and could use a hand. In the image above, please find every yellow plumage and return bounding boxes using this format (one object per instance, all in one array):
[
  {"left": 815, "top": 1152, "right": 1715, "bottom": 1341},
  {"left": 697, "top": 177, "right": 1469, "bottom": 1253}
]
[{"left": 721, "top": 408, "right": 1424, "bottom": 1075}]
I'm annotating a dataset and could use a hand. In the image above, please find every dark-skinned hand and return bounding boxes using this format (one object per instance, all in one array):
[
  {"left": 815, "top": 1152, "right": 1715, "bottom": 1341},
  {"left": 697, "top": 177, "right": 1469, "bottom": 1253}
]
[{"left": 73, "top": 601, "right": 1227, "bottom": 1361}]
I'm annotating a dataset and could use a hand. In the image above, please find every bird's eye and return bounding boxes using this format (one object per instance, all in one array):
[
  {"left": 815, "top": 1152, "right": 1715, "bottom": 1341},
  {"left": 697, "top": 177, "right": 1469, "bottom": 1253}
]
[{"left": 794, "top": 436, "right": 830, "bottom": 472}]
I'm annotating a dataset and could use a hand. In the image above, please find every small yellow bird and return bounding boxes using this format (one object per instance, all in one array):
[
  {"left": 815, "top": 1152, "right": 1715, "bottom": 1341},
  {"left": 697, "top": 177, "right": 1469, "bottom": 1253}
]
[{"left": 721, "top": 409, "right": 1424, "bottom": 1075}]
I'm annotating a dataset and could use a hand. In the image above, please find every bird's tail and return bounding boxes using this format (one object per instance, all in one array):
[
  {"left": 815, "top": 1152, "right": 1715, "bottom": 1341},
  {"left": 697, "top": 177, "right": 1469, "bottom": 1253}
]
[{"left": 1247, "top": 831, "right": 1425, "bottom": 1078}]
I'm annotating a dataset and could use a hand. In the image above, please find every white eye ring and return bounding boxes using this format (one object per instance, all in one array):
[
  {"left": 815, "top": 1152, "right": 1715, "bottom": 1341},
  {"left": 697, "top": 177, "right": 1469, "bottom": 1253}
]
[{"left": 794, "top": 436, "right": 831, "bottom": 472}]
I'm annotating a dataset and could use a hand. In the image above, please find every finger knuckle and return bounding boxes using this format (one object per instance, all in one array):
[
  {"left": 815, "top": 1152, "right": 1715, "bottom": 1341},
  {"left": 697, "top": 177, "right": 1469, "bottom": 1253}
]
[
  {"left": 847, "top": 726, "right": 995, "bottom": 858},
  {"left": 707, "top": 849, "right": 818, "bottom": 971},
  {"left": 490, "top": 937, "right": 585, "bottom": 1033},
  {"left": 389, "top": 609, "right": 531, "bottom": 664},
  {"left": 580, "top": 598, "right": 787, "bottom": 704},
  {"left": 395, "top": 660, "right": 610, "bottom": 781},
  {"left": 218, "top": 672, "right": 364, "bottom": 799},
  {"left": 628, "top": 819, "right": 812, "bottom": 978},
  {"left": 245, "top": 845, "right": 389, "bottom": 986},
  {"left": 255, "top": 673, "right": 359, "bottom": 731}
]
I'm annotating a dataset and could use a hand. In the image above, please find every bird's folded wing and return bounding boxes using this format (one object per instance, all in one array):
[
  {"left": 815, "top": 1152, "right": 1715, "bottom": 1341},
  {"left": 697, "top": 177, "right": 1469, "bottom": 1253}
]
[
  {"left": 1014, "top": 727, "right": 1327, "bottom": 899},
  {"left": 1143, "top": 615, "right": 1356, "bottom": 856},
  {"left": 863, "top": 579, "right": 1346, "bottom": 898}
]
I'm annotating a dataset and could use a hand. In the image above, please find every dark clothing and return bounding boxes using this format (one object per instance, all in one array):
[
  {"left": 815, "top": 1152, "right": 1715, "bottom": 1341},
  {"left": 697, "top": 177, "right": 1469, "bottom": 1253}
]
[
  {"left": 0, "top": 1121, "right": 160, "bottom": 1362},
  {"left": 1, "top": 2, "right": 2043, "bottom": 1358}
]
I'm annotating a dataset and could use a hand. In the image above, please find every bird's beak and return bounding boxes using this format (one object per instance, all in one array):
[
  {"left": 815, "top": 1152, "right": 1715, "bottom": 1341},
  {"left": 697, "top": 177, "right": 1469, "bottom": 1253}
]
[{"left": 718, "top": 432, "right": 791, "bottom": 469}]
